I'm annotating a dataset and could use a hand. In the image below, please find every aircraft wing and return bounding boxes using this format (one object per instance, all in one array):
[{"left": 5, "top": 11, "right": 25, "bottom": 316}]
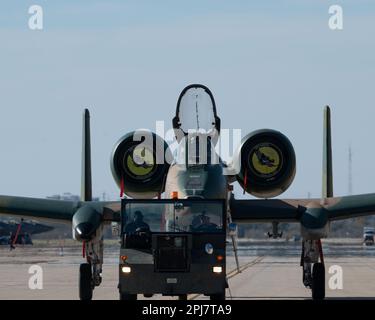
[
  {"left": 230, "top": 198, "right": 309, "bottom": 223},
  {"left": 0, "top": 195, "right": 121, "bottom": 224},
  {"left": 324, "top": 193, "right": 375, "bottom": 221},
  {"left": 230, "top": 194, "right": 375, "bottom": 223},
  {"left": 0, "top": 195, "right": 79, "bottom": 223}
]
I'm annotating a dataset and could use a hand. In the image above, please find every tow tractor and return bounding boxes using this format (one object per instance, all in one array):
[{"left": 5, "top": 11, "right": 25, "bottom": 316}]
[{"left": 118, "top": 198, "right": 227, "bottom": 300}]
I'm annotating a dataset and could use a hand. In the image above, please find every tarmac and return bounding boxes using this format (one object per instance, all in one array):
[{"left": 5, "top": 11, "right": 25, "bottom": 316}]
[{"left": 1, "top": 239, "right": 375, "bottom": 300}]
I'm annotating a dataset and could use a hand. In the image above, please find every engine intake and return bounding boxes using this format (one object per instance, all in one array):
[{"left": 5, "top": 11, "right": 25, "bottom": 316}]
[
  {"left": 234, "top": 129, "right": 296, "bottom": 198},
  {"left": 110, "top": 130, "right": 172, "bottom": 198}
]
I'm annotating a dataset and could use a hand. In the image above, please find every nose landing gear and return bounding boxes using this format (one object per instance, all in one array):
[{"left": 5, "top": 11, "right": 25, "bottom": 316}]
[{"left": 79, "top": 234, "right": 104, "bottom": 300}]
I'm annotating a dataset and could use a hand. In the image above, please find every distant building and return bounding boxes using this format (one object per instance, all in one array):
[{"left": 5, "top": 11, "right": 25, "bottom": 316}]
[{"left": 46, "top": 192, "right": 99, "bottom": 201}]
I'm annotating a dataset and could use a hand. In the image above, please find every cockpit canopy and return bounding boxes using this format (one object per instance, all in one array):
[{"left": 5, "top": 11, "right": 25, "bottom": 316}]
[{"left": 173, "top": 84, "right": 220, "bottom": 143}]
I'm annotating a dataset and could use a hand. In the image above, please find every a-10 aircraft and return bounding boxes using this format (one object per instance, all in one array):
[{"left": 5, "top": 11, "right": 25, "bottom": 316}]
[{"left": 1, "top": 84, "right": 374, "bottom": 301}]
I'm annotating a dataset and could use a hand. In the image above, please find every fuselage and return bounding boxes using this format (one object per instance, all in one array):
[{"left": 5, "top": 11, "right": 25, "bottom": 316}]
[
  {"left": 164, "top": 162, "right": 228, "bottom": 200},
  {"left": 164, "top": 130, "right": 228, "bottom": 201}
]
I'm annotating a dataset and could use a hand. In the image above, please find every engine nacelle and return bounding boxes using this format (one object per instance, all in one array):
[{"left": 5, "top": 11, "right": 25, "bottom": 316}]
[
  {"left": 110, "top": 130, "right": 172, "bottom": 199},
  {"left": 72, "top": 206, "right": 101, "bottom": 241},
  {"left": 234, "top": 129, "right": 296, "bottom": 198}
]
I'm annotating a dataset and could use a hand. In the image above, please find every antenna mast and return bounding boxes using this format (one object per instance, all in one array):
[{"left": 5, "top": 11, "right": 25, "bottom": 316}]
[{"left": 348, "top": 146, "right": 352, "bottom": 195}]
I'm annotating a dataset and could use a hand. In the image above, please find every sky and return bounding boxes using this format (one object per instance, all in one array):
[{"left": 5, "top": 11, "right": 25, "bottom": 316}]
[{"left": 0, "top": 1, "right": 374, "bottom": 200}]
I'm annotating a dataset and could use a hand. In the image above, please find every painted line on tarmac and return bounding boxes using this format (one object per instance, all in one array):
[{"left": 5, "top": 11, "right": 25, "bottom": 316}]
[{"left": 188, "top": 255, "right": 265, "bottom": 300}]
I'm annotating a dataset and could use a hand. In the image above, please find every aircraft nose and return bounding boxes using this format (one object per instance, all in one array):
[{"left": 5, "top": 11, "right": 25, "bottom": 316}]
[{"left": 75, "top": 222, "right": 95, "bottom": 240}]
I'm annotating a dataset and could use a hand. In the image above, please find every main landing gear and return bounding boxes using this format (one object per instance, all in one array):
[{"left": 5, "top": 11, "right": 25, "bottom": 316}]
[
  {"left": 120, "top": 293, "right": 137, "bottom": 300},
  {"left": 301, "top": 239, "right": 325, "bottom": 300},
  {"left": 79, "top": 236, "right": 104, "bottom": 300},
  {"left": 79, "top": 263, "right": 93, "bottom": 300},
  {"left": 209, "top": 291, "right": 226, "bottom": 300}
]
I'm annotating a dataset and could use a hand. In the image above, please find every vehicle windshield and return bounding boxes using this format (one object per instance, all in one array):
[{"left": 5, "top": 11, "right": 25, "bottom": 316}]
[{"left": 122, "top": 200, "right": 224, "bottom": 234}]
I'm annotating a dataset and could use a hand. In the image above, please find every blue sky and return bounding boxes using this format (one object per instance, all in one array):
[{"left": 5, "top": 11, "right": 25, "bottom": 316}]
[{"left": 0, "top": 1, "right": 374, "bottom": 200}]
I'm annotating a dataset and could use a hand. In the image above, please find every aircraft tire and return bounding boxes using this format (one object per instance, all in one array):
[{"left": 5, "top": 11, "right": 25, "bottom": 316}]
[
  {"left": 178, "top": 294, "right": 187, "bottom": 300},
  {"left": 312, "top": 263, "right": 325, "bottom": 300},
  {"left": 79, "top": 263, "right": 93, "bottom": 300},
  {"left": 120, "top": 293, "right": 137, "bottom": 300},
  {"left": 209, "top": 291, "right": 226, "bottom": 301}
]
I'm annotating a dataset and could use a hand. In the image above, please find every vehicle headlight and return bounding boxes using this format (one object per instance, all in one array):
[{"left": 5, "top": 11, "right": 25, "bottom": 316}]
[
  {"left": 121, "top": 266, "right": 131, "bottom": 273},
  {"left": 213, "top": 266, "right": 222, "bottom": 273},
  {"left": 205, "top": 243, "right": 214, "bottom": 255}
]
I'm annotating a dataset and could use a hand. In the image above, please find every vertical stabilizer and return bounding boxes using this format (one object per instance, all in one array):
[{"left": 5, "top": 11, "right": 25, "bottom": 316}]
[
  {"left": 322, "top": 106, "right": 333, "bottom": 199},
  {"left": 81, "top": 109, "right": 92, "bottom": 201}
]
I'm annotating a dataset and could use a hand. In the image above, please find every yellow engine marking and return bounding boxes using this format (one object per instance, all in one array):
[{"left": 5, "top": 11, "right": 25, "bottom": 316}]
[
  {"left": 126, "top": 146, "right": 155, "bottom": 176},
  {"left": 251, "top": 145, "right": 280, "bottom": 176}
]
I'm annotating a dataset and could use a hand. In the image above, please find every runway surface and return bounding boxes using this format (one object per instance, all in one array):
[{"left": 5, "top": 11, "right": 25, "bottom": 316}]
[{"left": 1, "top": 239, "right": 375, "bottom": 300}]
